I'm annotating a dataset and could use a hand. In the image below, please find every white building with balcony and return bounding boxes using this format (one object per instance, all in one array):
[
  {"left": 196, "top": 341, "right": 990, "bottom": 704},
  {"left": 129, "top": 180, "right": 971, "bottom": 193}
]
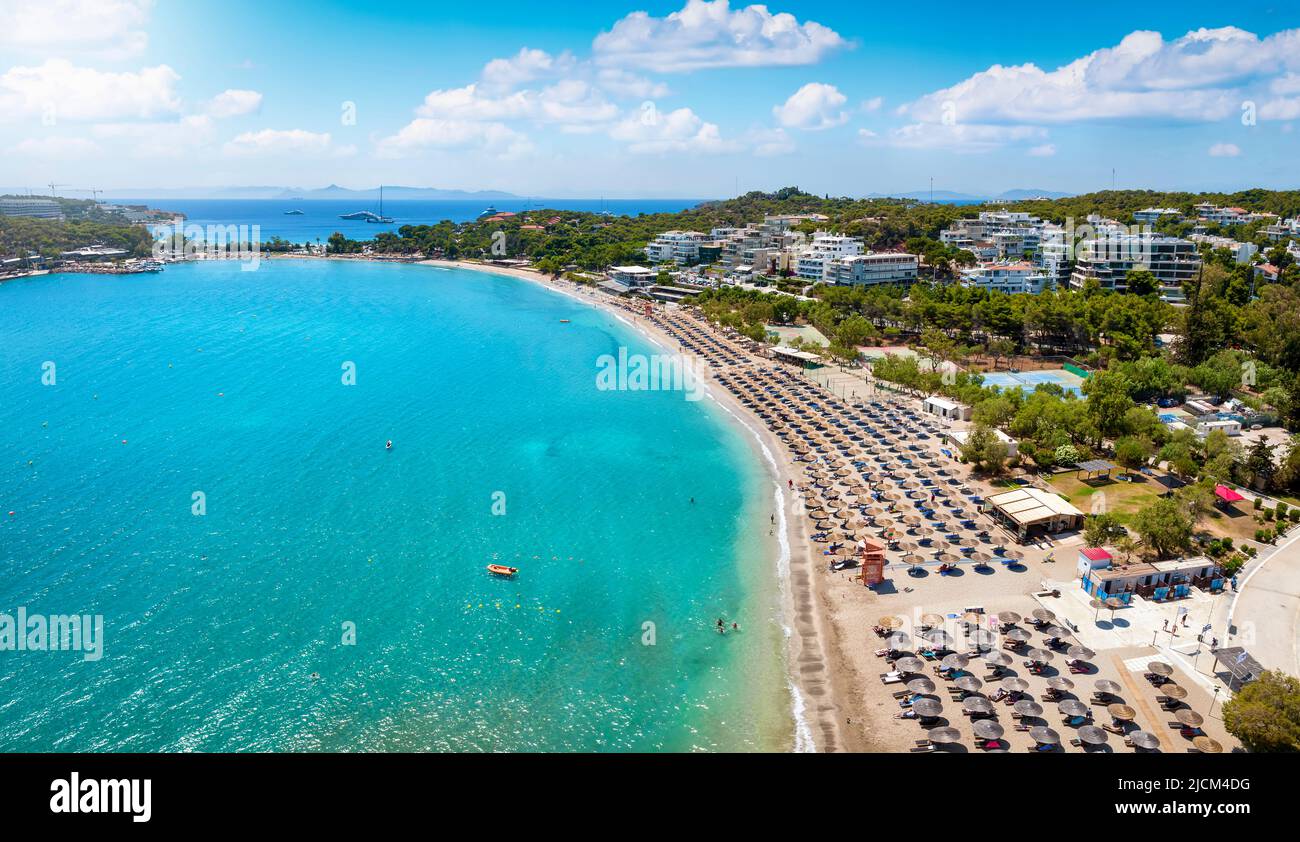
[
  {"left": 829, "top": 252, "right": 919, "bottom": 287},
  {"left": 959, "top": 261, "right": 1049, "bottom": 294},
  {"left": 795, "top": 232, "right": 865, "bottom": 282},
  {"left": 1070, "top": 233, "right": 1201, "bottom": 304}
]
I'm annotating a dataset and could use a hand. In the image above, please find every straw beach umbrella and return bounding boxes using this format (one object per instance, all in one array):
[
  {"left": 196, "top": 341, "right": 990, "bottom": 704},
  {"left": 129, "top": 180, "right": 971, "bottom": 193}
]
[
  {"left": 1030, "top": 727, "right": 1061, "bottom": 744},
  {"left": 1160, "top": 683, "right": 1188, "bottom": 701},
  {"left": 941, "top": 654, "right": 970, "bottom": 671},
  {"left": 1058, "top": 700, "right": 1089, "bottom": 717},
  {"left": 913, "top": 699, "right": 944, "bottom": 719},
  {"left": 1193, "top": 736, "right": 1223, "bottom": 754},
  {"left": 1078, "top": 725, "right": 1108, "bottom": 746},
  {"left": 927, "top": 727, "right": 962, "bottom": 745},
  {"left": 1129, "top": 731, "right": 1160, "bottom": 750},
  {"left": 1147, "top": 662, "right": 1174, "bottom": 678},
  {"left": 973, "top": 720, "right": 1004, "bottom": 741},
  {"left": 1014, "top": 700, "right": 1044, "bottom": 718},
  {"left": 1094, "top": 679, "right": 1123, "bottom": 696},
  {"left": 907, "top": 678, "right": 937, "bottom": 695},
  {"left": 1108, "top": 704, "right": 1137, "bottom": 722},
  {"left": 1176, "top": 710, "right": 1204, "bottom": 728}
]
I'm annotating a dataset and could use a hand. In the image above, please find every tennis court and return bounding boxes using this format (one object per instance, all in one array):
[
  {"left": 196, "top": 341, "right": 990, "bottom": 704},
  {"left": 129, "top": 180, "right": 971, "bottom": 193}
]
[{"left": 980, "top": 369, "right": 1086, "bottom": 397}]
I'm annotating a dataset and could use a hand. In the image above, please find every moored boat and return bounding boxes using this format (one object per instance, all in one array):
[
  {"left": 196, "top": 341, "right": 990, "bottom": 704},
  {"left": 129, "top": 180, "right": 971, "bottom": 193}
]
[{"left": 487, "top": 564, "right": 518, "bottom": 577}]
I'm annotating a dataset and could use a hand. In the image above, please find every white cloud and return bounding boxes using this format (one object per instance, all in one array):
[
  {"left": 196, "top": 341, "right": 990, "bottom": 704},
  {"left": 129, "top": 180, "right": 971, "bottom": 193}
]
[
  {"left": 223, "top": 129, "right": 354, "bottom": 158},
  {"left": 596, "top": 69, "right": 670, "bottom": 100},
  {"left": 206, "top": 89, "right": 263, "bottom": 119},
  {"left": 609, "top": 107, "right": 735, "bottom": 154},
  {"left": 0, "top": 59, "right": 181, "bottom": 122},
  {"left": 773, "top": 83, "right": 849, "bottom": 131},
  {"left": 1028, "top": 143, "right": 1056, "bottom": 157},
  {"left": 1208, "top": 142, "right": 1241, "bottom": 157},
  {"left": 861, "top": 96, "right": 883, "bottom": 113},
  {"left": 414, "top": 81, "right": 617, "bottom": 127},
  {"left": 9, "top": 136, "right": 102, "bottom": 157},
  {"left": 748, "top": 127, "right": 795, "bottom": 157},
  {"left": 375, "top": 119, "right": 533, "bottom": 160},
  {"left": 92, "top": 115, "right": 216, "bottom": 158},
  {"left": 481, "top": 48, "right": 576, "bottom": 93},
  {"left": 594, "top": 0, "right": 847, "bottom": 73},
  {"left": 0, "top": 0, "right": 154, "bottom": 59},
  {"left": 888, "top": 122, "right": 1048, "bottom": 153},
  {"left": 900, "top": 27, "right": 1300, "bottom": 126},
  {"left": 857, "top": 128, "right": 877, "bottom": 142}
]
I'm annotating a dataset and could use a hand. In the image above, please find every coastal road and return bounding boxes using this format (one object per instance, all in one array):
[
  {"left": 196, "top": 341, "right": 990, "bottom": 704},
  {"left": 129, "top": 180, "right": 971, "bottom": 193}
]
[{"left": 1228, "top": 528, "right": 1300, "bottom": 678}]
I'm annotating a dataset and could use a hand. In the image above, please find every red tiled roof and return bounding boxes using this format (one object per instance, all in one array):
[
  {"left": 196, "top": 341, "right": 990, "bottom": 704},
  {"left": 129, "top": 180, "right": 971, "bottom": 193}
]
[{"left": 1081, "top": 547, "right": 1113, "bottom": 562}]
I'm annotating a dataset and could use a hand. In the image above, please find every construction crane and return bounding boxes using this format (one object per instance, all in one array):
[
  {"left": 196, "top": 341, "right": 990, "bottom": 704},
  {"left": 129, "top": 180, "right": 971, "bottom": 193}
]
[{"left": 47, "top": 182, "right": 69, "bottom": 198}]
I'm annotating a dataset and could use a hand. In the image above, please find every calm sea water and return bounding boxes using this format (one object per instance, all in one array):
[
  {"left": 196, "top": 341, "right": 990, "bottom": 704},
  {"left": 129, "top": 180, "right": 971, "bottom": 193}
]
[
  {"left": 121, "top": 198, "right": 705, "bottom": 243},
  {"left": 0, "top": 260, "right": 792, "bottom": 752}
]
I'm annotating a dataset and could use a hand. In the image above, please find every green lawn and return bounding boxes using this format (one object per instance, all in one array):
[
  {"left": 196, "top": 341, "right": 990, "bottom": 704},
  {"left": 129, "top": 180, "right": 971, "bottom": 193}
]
[{"left": 1047, "top": 473, "right": 1162, "bottom": 526}]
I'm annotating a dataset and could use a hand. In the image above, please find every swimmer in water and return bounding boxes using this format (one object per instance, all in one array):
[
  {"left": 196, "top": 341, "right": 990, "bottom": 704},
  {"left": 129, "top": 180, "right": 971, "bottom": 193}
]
[{"left": 386, "top": 441, "right": 393, "bottom": 451}]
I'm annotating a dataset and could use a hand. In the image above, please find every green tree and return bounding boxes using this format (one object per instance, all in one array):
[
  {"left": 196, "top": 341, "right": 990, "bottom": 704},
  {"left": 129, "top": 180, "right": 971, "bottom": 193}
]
[
  {"left": 962, "top": 424, "right": 1009, "bottom": 475},
  {"left": 1223, "top": 670, "right": 1300, "bottom": 753},
  {"left": 1245, "top": 439, "right": 1277, "bottom": 491},
  {"left": 1083, "top": 513, "right": 1128, "bottom": 548},
  {"left": 1132, "top": 497, "right": 1194, "bottom": 558}
]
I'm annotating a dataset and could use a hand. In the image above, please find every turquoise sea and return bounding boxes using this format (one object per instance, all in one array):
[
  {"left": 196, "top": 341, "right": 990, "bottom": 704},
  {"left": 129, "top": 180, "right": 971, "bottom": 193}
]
[{"left": 0, "top": 260, "right": 793, "bottom": 752}]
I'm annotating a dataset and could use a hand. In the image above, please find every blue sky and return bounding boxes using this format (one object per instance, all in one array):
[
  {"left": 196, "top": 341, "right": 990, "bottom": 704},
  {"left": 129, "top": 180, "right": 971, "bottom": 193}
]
[{"left": 2, "top": 0, "right": 1298, "bottom": 197}]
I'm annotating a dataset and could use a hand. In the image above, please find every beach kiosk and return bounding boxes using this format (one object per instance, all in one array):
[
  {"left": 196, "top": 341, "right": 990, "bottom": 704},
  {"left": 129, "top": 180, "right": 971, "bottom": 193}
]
[
  {"left": 922, "top": 396, "right": 972, "bottom": 422},
  {"left": 983, "top": 487, "right": 1084, "bottom": 543},
  {"left": 1080, "top": 555, "right": 1220, "bottom": 603}
]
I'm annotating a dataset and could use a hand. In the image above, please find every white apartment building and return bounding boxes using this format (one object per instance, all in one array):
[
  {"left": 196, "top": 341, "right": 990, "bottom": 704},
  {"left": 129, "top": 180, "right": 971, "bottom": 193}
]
[
  {"left": 1263, "top": 218, "right": 1300, "bottom": 242},
  {"left": 645, "top": 230, "right": 712, "bottom": 264},
  {"left": 829, "top": 252, "right": 919, "bottom": 287},
  {"left": 0, "top": 197, "right": 64, "bottom": 220},
  {"left": 1133, "top": 207, "right": 1183, "bottom": 225},
  {"left": 1188, "top": 233, "right": 1259, "bottom": 265},
  {"left": 959, "top": 261, "right": 1049, "bottom": 294},
  {"left": 1070, "top": 233, "right": 1202, "bottom": 304},
  {"left": 795, "top": 232, "right": 865, "bottom": 282}
]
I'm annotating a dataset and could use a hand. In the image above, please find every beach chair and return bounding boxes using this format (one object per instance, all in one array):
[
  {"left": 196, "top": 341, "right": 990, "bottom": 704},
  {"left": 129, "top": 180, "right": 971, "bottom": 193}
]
[
  {"left": 1070, "top": 738, "right": 1084, "bottom": 748},
  {"left": 1015, "top": 723, "right": 1030, "bottom": 732}
]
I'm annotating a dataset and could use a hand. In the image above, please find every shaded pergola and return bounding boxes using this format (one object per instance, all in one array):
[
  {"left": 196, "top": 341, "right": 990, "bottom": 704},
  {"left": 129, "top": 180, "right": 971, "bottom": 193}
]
[
  {"left": 1213, "top": 646, "right": 1264, "bottom": 691},
  {"left": 1075, "top": 459, "right": 1119, "bottom": 482}
]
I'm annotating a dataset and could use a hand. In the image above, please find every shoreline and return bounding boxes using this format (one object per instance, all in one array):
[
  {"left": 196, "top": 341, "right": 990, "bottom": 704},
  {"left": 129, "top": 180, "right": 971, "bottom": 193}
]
[{"left": 421, "top": 258, "right": 857, "bottom": 754}]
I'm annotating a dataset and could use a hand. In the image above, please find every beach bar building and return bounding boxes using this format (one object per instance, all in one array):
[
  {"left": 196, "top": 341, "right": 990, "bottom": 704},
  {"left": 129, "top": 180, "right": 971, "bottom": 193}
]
[
  {"left": 771, "top": 347, "right": 823, "bottom": 369},
  {"left": 983, "top": 487, "right": 1083, "bottom": 542},
  {"left": 922, "top": 396, "right": 972, "bottom": 422},
  {"left": 1079, "top": 555, "right": 1222, "bottom": 604}
]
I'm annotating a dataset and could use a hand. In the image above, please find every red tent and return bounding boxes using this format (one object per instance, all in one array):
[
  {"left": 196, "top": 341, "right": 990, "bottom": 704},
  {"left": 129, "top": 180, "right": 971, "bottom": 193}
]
[{"left": 1214, "top": 485, "right": 1245, "bottom": 504}]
